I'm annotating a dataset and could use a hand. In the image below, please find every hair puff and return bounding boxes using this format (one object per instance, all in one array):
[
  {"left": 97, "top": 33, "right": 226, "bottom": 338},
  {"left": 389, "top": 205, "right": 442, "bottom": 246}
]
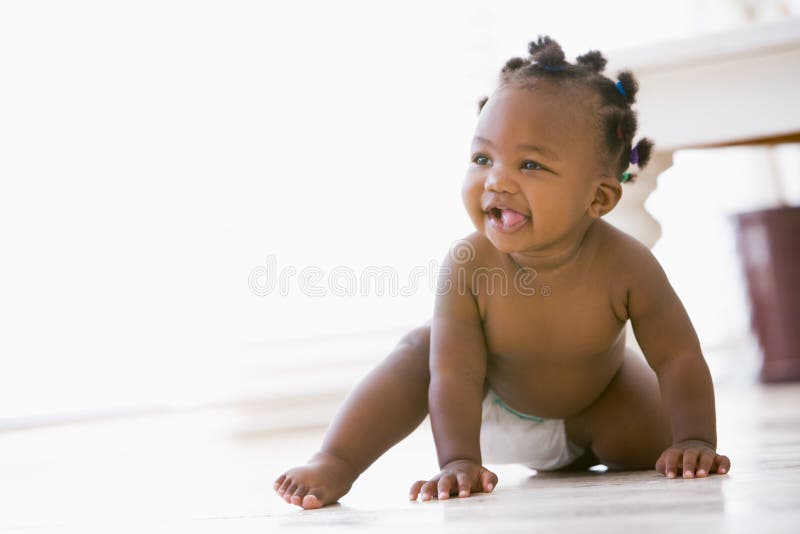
[
  {"left": 632, "top": 137, "right": 654, "bottom": 168},
  {"left": 501, "top": 57, "right": 527, "bottom": 75},
  {"left": 575, "top": 50, "right": 606, "bottom": 73},
  {"left": 615, "top": 70, "right": 638, "bottom": 105},
  {"left": 527, "top": 35, "right": 566, "bottom": 69}
]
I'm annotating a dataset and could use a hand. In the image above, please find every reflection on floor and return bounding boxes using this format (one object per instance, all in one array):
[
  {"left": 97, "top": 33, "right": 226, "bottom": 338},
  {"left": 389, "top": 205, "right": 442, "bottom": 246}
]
[{"left": 1, "top": 382, "right": 799, "bottom": 533}]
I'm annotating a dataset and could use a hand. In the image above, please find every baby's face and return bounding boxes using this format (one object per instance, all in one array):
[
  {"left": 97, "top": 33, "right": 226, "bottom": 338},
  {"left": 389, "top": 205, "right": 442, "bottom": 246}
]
[{"left": 462, "top": 83, "right": 606, "bottom": 254}]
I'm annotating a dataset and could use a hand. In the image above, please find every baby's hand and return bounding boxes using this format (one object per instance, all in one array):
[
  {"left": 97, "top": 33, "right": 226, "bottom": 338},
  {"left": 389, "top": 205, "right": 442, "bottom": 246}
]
[
  {"left": 655, "top": 439, "right": 731, "bottom": 479},
  {"left": 409, "top": 459, "right": 498, "bottom": 501}
]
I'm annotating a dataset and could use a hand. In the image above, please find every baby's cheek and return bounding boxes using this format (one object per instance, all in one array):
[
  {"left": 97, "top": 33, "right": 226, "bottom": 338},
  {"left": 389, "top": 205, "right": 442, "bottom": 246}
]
[
  {"left": 460, "top": 187, "right": 483, "bottom": 221},
  {"left": 461, "top": 180, "right": 480, "bottom": 207}
]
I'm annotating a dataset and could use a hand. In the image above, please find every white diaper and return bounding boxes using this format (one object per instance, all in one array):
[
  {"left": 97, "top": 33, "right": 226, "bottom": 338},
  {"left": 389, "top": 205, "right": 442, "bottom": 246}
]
[{"left": 479, "top": 388, "right": 586, "bottom": 471}]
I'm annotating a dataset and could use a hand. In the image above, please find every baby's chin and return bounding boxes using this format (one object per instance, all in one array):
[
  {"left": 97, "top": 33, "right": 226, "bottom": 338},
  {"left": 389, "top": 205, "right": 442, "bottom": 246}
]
[{"left": 486, "top": 237, "right": 528, "bottom": 254}]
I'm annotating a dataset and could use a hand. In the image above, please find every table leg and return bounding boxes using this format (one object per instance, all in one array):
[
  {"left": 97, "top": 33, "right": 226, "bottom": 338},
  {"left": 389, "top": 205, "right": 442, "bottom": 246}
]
[{"left": 604, "top": 150, "right": 674, "bottom": 249}]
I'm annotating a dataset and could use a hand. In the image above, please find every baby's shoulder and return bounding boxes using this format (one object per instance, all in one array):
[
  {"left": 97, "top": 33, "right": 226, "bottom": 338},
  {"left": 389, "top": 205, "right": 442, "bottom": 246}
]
[
  {"left": 590, "top": 220, "right": 666, "bottom": 286},
  {"left": 443, "top": 231, "right": 503, "bottom": 269},
  {"left": 591, "top": 219, "right": 651, "bottom": 259}
]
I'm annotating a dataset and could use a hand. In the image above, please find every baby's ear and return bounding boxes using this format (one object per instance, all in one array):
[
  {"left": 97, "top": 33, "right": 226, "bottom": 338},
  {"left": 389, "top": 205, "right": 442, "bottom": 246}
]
[{"left": 587, "top": 177, "right": 622, "bottom": 218}]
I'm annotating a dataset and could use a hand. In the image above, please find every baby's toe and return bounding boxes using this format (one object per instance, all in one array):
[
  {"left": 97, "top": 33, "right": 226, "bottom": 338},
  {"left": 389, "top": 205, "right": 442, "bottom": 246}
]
[
  {"left": 283, "top": 482, "right": 298, "bottom": 502},
  {"left": 301, "top": 488, "right": 326, "bottom": 510},
  {"left": 273, "top": 474, "right": 287, "bottom": 491},
  {"left": 289, "top": 485, "right": 308, "bottom": 506},
  {"left": 277, "top": 477, "right": 293, "bottom": 497}
]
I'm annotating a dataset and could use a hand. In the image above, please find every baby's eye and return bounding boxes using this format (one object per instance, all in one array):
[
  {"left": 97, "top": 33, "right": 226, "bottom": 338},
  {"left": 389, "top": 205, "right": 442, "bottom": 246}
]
[
  {"left": 522, "top": 160, "right": 544, "bottom": 171},
  {"left": 472, "top": 154, "right": 490, "bottom": 166}
]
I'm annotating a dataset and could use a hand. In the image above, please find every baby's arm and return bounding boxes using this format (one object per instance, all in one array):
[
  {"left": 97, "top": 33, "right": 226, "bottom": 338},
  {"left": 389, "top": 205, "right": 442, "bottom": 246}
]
[
  {"left": 408, "top": 249, "right": 498, "bottom": 501},
  {"left": 627, "top": 244, "right": 731, "bottom": 478}
]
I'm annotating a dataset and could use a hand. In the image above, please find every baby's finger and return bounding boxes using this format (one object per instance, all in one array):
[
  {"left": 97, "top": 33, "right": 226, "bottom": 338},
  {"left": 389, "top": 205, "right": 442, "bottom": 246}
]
[
  {"left": 655, "top": 451, "right": 668, "bottom": 474},
  {"left": 420, "top": 480, "right": 438, "bottom": 501},
  {"left": 682, "top": 449, "right": 699, "bottom": 478},
  {"left": 696, "top": 452, "right": 714, "bottom": 477},
  {"left": 437, "top": 474, "right": 456, "bottom": 500},
  {"left": 455, "top": 471, "right": 472, "bottom": 498},
  {"left": 480, "top": 468, "right": 498, "bottom": 493},
  {"left": 665, "top": 449, "right": 682, "bottom": 478},
  {"left": 409, "top": 480, "right": 426, "bottom": 500},
  {"left": 713, "top": 454, "right": 731, "bottom": 475}
]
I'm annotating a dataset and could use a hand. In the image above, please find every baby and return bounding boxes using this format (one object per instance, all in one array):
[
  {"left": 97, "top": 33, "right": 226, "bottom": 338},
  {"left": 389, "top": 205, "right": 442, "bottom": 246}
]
[{"left": 273, "top": 35, "right": 731, "bottom": 509}]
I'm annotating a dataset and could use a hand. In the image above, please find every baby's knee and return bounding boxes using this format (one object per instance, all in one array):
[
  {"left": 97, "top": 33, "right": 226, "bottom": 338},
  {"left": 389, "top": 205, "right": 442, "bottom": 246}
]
[
  {"left": 397, "top": 321, "right": 431, "bottom": 355},
  {"left": 389, "top": 324, "right": 431, "bottom": 381}
]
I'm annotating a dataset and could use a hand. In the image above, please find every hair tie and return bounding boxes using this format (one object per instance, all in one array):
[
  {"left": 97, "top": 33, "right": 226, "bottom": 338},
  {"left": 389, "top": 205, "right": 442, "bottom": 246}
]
[
  {"left": 630, "top": 145, "right": 639, "bottom": 165},
  {"left": 542, "top": 64, "right": 564, "bottom": 72},
  {"left": 615, "top": 80, "right": 627, "bottom": 97},
  {"left": 620, "top": 171, "right": 632, "bottom": 183}
]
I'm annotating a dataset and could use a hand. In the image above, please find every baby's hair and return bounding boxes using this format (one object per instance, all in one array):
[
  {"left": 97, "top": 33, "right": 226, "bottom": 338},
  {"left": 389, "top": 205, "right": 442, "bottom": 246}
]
[{"left": 477, "top": 35, "right": 654, "bottom": 184}]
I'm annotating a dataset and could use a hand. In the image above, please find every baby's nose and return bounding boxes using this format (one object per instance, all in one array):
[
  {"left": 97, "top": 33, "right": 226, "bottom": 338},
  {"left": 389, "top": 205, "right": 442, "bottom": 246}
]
[{"left": 485, "top": 168, "right": 517, "bottom": 193}]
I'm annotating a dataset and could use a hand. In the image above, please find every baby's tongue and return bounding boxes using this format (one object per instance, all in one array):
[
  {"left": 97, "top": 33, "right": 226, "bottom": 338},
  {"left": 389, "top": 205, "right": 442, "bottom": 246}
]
[{"left": 501, "top": 209, "right": 527, "bottom": 227}]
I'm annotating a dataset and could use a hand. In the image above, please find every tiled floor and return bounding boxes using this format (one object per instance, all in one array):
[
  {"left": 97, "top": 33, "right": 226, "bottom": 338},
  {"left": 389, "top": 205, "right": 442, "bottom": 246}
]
[{"left": 2, "top": 382, "right": 799, "bottom": 533}]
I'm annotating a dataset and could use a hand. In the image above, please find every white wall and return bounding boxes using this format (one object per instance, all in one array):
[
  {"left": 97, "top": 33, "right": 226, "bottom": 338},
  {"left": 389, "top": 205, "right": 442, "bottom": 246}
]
[{"left": 1, "top": 0, "right": 797, "bottom": 420}]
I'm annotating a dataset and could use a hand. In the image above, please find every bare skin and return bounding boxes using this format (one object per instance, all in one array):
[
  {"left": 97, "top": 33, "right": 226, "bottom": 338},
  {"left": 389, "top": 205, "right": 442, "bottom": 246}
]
[{"left": 274, "top": 82, "right": 730, "bottom": 509}]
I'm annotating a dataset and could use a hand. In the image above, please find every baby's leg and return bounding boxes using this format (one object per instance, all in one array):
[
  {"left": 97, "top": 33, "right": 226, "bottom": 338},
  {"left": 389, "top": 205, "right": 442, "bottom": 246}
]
[
  {"left": 564, "top": 348, "right": 672, "bottom": 471},
  {"left": 274, "top": 321, "right": 431, "bottom": 509}
]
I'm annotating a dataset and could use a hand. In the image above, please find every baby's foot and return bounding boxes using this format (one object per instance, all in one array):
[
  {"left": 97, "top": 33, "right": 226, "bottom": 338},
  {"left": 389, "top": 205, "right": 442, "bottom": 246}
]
[{"left": 273, "top": 451, "right": 359, "bottom": 509}]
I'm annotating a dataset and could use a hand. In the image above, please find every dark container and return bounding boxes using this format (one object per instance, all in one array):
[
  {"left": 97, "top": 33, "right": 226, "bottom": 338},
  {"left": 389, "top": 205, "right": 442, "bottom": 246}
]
[{"left": 734, "top": 206, "right": 800, "bottom": 382}]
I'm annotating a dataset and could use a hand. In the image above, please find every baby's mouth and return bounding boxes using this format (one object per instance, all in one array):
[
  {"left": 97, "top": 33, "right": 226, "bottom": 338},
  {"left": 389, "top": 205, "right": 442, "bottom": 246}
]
[{"left": 487, "top": 207, "right": 530, "bottom": 232}]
